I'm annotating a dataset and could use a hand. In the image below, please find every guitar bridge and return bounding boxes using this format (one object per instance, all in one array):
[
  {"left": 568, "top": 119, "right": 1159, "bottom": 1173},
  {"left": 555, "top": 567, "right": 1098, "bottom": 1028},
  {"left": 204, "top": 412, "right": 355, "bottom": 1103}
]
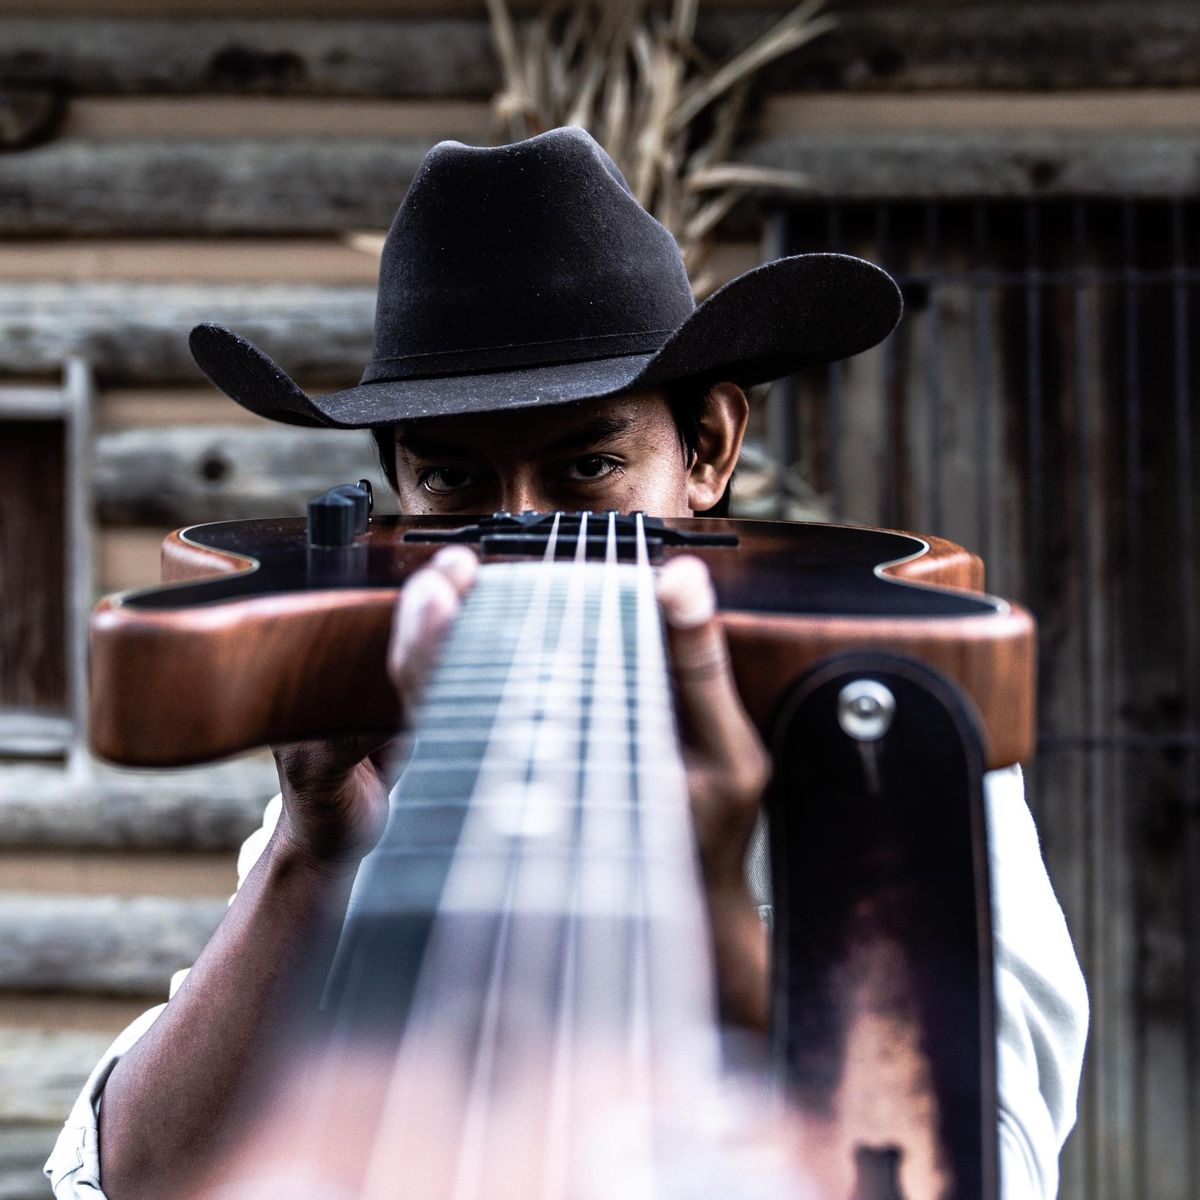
[{"left": 403, "top": 511, "right": 738, "bottom": 561}]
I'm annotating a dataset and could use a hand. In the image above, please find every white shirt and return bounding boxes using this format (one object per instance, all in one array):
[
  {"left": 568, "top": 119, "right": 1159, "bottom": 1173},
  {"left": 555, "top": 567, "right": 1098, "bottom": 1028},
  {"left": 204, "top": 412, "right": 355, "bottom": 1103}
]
[{"left": 45, "top": 766, "right": 1088, "bottom": 1199}]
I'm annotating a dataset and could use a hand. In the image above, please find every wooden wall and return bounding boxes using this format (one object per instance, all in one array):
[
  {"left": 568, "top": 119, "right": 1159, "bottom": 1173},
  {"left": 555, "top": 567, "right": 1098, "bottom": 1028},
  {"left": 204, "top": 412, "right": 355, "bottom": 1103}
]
[{"left": 1, "top": 2, "right": 1197, "bottom": 1196}]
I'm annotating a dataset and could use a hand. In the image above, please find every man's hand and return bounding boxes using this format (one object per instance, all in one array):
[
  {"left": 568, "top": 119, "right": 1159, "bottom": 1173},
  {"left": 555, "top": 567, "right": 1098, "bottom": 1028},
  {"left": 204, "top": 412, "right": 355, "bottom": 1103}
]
[
  {"left": 658, "top": 555, "right": 772, "bottom": 1032},
  {"left": 270, "top": 545, "right": 479, "bottom": 868},
  {"left": 269, "top": 547, "right": 769, "bottom": 1027}
]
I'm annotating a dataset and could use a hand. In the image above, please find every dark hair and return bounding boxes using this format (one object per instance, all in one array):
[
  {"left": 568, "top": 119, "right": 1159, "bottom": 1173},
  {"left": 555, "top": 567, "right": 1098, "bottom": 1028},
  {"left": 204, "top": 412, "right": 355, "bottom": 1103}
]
[{"left": 369, "top": 383, "right": 731, "bottom": 516}]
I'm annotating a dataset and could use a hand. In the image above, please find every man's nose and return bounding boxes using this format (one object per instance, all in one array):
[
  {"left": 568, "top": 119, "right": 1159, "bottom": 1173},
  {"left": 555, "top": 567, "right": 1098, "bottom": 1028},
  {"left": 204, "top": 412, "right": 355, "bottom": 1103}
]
[{"left": 498, "top": 479, "right": 555, "bottom": 514}]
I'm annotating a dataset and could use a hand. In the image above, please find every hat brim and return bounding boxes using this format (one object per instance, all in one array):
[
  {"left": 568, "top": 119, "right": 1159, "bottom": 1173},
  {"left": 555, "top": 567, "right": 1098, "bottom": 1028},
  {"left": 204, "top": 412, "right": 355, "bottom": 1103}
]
[{"left": 189, "top": 253, "right": 901, "bottom": 429}]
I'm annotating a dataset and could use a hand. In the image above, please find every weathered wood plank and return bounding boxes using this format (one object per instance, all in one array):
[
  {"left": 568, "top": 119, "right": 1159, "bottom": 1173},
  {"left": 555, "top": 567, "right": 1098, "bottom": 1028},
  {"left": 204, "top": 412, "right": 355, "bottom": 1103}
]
[
  {"left": 0, "top": 1033, "right": 112, "bottom": 1200},
  {"left": 59, "top": 96, "right": 488, "bottom": 139},
  {"left": 5, "top": 126, "right": 1199, "bottom": 239},
  {"left": 0, "top": 283, "right": 374, "bottom": 385},
  {"left": 760, "top": 91, "right": 1200, "bottom": 135},
  {"left": 2, "top": 6, "right": 1198, "bottom": 97},
  {"left": 99, "top": 527, "right": 171, "bottom": 594},
  {"left": 0, "top": 138, "right": 431, "bottom": 235},
  {"left": 0, "top": 1030, "right": 115, "bottom": 1123},
  {"left": 95, "top": 425, "right": 387, "bottom": 524},
  {"left": 727, "top": 3, "right": 1200, "bottom": 93},
  {"left": 0, "top": 893, "right": 226, "bottom": 995},
  {"left": 0, "top": 17, "right": 501, "bottom": 98},
  {"left": 0, "top": 993, "right": 164, "bottom": 1035},
  {"left": 0, "top": 239, "right": 381, "bottom": 285},
  {"left": 98, "top": 388, "right": 268, "bottom": 429},
  {"left": 0, "top": 1123, "right": 61, "bottom": 1200},
  {"left": 0, "top": 851, "right": 236, "bottom": 899},
  {"left": 737, "top": 131, "right": 1200, "bottom": 198},
  {"left": 0, "top": 760, "right": 276, "bottom": 850}
]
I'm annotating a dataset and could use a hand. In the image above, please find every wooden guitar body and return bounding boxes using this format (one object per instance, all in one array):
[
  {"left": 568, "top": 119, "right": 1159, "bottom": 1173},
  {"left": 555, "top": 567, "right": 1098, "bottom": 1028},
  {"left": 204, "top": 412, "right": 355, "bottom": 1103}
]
[{"left": 89, "top": 514, "right": 1033, "bottom": 771}]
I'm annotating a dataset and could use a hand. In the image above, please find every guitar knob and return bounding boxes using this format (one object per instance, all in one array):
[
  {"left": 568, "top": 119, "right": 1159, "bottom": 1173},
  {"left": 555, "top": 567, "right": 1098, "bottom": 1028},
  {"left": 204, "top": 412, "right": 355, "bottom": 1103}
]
[{"left": 308, "top": 490, "right": 358, "bottom": 547}]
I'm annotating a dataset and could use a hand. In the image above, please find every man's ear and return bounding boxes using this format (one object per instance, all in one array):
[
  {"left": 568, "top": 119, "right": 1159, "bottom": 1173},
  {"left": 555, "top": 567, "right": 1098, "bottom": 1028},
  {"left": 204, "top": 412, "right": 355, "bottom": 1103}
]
[{"left": 686, "top": 382, "right": 749, "bottom": 513}]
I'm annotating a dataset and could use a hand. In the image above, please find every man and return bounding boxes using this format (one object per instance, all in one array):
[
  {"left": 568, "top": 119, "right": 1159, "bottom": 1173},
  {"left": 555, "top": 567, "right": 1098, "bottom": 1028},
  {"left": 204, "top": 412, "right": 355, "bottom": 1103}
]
[{"left": 47, "top": 127, "right": 1087, "bottom": 1199}]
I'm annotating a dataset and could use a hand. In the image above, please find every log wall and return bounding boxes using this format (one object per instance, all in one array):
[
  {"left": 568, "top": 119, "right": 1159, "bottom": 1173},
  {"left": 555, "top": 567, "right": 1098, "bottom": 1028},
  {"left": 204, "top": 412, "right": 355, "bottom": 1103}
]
[{"left": 0, "top": 2, "right": 1196, "bottom": 1196}]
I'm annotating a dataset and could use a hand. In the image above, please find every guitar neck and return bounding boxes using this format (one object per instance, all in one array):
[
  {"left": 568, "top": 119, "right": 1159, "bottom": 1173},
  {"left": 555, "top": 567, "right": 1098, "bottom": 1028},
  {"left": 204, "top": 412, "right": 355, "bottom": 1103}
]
[{"left": 325, "top": 558, "right": 721, "bottom": 1095}]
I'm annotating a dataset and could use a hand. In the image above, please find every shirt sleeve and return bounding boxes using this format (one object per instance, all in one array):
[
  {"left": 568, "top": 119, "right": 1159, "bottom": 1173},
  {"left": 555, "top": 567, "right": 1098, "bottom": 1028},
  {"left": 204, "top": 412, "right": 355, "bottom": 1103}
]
[
  {"left": 43, "top": 796, "right": 283, "bottom": 1200},
  {"left": 987, "top": 764, "right": 1090, "bottom": 1200}
]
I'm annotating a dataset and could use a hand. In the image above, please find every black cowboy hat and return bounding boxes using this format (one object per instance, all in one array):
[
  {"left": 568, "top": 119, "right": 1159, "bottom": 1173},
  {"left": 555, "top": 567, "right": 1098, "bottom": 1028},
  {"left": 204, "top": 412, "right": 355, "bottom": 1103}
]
[{"left": 189, "top": 126, "right": 901, "bottom": 428}]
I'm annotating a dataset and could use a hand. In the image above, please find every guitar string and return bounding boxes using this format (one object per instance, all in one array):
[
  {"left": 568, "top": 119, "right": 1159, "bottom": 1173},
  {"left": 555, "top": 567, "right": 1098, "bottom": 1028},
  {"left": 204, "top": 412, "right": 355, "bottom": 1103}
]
[
  {"left": 278, "top": 559, "right": 538, "bottom": 1194},
  {"left": 624, "top": 513, "right": 661, "bottom": 1191},
  {"left": 635, "top": 514, "right": 725, "bottom": 1098},
  {"left": 448, "top": 512, "right": 662, "bottom": 1198},
  {"left": 539, "top": 519, "right": 608, "bottom": 1199},
  {"left": 445, "top": 515, "right": 592, "bottom": 1200},
  {"left": 357, "top": 516, "right": 566, "bottom": 1196},
  {"left": 356, "top": 514, "right": 715, "bottom": 1197},
  {"left": 447, "top": 516, "right": 713, "bottom": 1196}
]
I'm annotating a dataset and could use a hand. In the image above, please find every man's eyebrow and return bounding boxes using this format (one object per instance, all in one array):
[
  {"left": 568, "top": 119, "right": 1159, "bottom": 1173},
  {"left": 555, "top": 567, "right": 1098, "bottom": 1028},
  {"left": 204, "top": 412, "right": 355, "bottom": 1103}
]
[
  {"left": 539, "top": 415, "right": 636, "bottom": 456},
  {"left": 394, "top": 432, "right": 475, "bottom": 459},
  {"left": 396, "top": 414, "right": 637, "bottom": 460}
]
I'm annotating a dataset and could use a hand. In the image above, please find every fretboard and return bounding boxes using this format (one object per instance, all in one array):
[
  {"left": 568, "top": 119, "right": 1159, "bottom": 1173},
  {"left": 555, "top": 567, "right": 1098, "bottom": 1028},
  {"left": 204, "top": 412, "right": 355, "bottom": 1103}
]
[{"left": 326, "top": 554, "right": 719, "bottom": 1065}]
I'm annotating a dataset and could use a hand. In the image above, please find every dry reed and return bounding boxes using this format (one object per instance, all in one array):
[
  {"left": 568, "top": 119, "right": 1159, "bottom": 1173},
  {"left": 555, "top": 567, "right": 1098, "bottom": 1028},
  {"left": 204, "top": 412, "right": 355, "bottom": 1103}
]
[{"left": 486, "top": 0, "right": 834, "bottom": 296}]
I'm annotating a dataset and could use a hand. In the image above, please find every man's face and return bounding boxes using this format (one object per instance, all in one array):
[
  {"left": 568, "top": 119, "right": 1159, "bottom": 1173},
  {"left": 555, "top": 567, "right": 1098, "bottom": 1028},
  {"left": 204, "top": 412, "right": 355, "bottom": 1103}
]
[{"left": 389, "top": 392, "right": 698, "bottom": 518}]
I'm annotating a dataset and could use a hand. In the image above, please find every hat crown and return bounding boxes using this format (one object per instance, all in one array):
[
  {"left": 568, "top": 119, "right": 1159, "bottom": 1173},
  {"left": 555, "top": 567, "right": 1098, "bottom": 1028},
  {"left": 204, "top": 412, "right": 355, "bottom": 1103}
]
[{"left": 365, "top": 128, "right": 696, "bottom": 381}]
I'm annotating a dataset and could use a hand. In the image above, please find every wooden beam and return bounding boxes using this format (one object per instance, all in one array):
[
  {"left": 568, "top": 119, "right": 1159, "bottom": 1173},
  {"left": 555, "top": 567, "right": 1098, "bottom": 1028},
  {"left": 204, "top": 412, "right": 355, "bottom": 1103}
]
[
  {"left": 0, "top": 239, "right": 382, "bottom": 285},
  {"left": 2, "top": 1124, "right": 75, "bottom": 1200},
  {"left": 99, "top": 527, "right": 172, "bottom": 594},
  {"left": 99, "top": 388, "right": 268, "bottom": 429},
  {"left": 737, "top": 130, "right": 1200, "bottom": 198},
  {"left": 0, "top": 137, "right": 431, "bottom": 235},
  {"left": 0, "top": 282, "right": 375, "bottom": 383},
  {"left": 60, "top": 97, "right": 489, "bottom": 139},
  {"left": 0, "top": 850, "right": 236, "bottom": 898},
  {"left": 0, "top": 1029, "right": 117, "bottom": 1121},
  {"left": 0, "top": 893, "right": 225, "bottom": 995},
  {"left": 4, "top": 122, "right": 1199, "bottom": 238},
  {"left": 722, "top": 3, "right": 1200, "bottom": 93},
  {"left": 1, "top": 1129, "right": 69, "bottom": 1200},
  {"left": 760, "top": 91, "right": 1200, "bottom": 135},
  {"left": 0, "top": 759, "right": 276, "bottom": 850},
  {"left": 0, "top": 993, "right": 150, "bottom": 1034},
  {"left": 95, "top": 425, "right": 389, "bottom": 525},
  {"left": 2, "top": 6, "right": 1197, "bottom": 96},
  {"left": 0, "top": 16, "right": 501, "bottom": 97}
]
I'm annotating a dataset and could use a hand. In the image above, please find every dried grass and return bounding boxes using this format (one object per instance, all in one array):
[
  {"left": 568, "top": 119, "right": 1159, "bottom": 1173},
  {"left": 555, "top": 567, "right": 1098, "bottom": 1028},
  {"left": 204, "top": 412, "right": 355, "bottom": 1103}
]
[{"left": 487, "top": 0, "right": 834, "bottom": 295}]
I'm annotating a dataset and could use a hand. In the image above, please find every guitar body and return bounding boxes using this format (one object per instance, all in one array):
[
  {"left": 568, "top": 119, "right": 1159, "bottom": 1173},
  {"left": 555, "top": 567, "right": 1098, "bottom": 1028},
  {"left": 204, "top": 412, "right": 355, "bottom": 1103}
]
[
  {"left": 90, "top": 514, "right": 1033, "bottom": 771},
  {"left": 90, "top": 512, "right": 1026, "bottom": 1199}
]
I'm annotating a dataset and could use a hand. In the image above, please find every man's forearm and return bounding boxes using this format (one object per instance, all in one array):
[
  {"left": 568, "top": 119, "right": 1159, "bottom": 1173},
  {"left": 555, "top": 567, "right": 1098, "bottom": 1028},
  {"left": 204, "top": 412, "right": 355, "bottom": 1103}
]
[
  {"left": 708, "top": 885, "right": 770, "bottom": 1033},
  {"left": 97, "top": 829, "right": 358, "bottom": 1200}
]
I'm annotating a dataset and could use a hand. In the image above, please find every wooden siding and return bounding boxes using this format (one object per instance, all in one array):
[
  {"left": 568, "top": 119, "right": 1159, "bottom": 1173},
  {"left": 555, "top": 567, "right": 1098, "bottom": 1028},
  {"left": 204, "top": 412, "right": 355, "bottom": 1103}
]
[
  {"left": 2, "top": 4, "right": 1198, "bottom": 95},
  {"left": 0, "top": 4, "right": 1196, "bottom": 1196}
]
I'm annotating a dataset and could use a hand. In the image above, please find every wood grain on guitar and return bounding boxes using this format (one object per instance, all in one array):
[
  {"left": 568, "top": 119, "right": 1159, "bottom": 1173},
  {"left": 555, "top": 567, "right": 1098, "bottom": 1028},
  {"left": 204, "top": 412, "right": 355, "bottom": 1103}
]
[{"left": 89, "top": 516, "right": 1033, "bottom": 770}]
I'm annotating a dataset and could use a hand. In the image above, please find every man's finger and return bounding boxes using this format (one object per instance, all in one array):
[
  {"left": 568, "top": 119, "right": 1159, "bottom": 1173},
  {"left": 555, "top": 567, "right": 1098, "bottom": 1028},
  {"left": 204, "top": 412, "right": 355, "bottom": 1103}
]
[
  {"left": 658, "top": 553, "right": 734, "bottom": 695},
  {"left": 657, "top": 555, "right": 770, "bottom": 798},
  {"left": 389, "top": 545, "right": 479, "bottom": 705}
]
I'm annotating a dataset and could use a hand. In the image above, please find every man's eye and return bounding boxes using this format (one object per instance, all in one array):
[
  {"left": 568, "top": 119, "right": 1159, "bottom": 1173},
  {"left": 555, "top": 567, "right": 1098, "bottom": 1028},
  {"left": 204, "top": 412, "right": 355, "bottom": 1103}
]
[
  {"left": 565, "top": 455, "right": 621, "bottom": 483},
  {"left": 421, "top": 467, "right": 474, "bottom": 494}
]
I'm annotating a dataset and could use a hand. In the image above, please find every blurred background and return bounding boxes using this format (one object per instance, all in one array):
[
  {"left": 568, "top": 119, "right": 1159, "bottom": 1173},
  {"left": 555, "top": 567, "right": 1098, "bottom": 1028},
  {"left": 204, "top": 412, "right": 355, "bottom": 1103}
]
[{"left": 0, "top": 1, "right": 1197, "bottom": 1197}]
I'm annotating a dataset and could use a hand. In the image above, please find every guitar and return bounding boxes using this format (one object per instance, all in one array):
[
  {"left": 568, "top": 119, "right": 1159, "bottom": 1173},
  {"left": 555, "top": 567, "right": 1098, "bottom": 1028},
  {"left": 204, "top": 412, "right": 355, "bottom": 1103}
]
[
  {"left": 91, "top": 509, "right": 1032, "bottom": 771},
  {"left": 90, "top": 507, "right": 1030, "bottom": 1199}
]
